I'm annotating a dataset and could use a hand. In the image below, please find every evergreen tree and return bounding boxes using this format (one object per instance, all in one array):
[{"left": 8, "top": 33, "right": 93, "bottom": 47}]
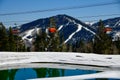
[
  {"left": 50, "top": 31, "right": 61, "bottom": 51},
  {"left": 10, "top": 29, "right": 25, "bottom": 52},
  {"left": 84, "top": 41, "right": 93, "bottom": 53},
  {"left": 47, "top": 17, "right": 61, "bottom": 51},
  {"left": 60, "top": 43, "right": 67, "bottom": 52},
  {"left": 0, "top": 23, "right": 26, "bottom": 52},
  {"left": 76, "top": 40, "right": 85, "bottom": 52},
  {"left": 8, "top": 27, "right": 16, "bottom": 51},
  {"left": 0, "top": 23, "right": 9, "bottom": 51},
  {"left": 66, "top": 44, "right": 72, "bottom": 52},
  {"left": 34, "top": 29, "right": 48, "bottom": 51},
  {"left": 114, "top": 40, "right": 120, "bottom": 54},
  {"left": 60, "top": 33, "right": 67, "bottom": 52},
  {"left": 93, "top": 20, "right": 113, "bottom": 54},
  {"left": 50, "top": 17, "right": 56, "bottom": 28}
]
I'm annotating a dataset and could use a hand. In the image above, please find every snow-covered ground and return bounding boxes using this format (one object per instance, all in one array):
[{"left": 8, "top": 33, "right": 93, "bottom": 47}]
[{"left": 0, "top": 52, "right": 120, "bottom": 80}]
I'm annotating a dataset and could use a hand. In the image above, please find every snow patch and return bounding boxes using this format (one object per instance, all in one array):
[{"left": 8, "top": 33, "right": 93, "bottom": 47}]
[
  {"left": 66, "top": 17, "right": 72, "bottom": 22},
  {"left": 20, "top": 28, "right": 40, "bottom": 47},
  {"left": 119, "top": 23, "right": 120, "bottom": 26},
  {"left": 85, "top": 22, "right": 95, "bottom": 26},
  {"left": 21, "top": 28, "right": 40, "bottom": 40},
  {"left": 22, "top": 29, "right": 35, "bottom": 40},
  {"left": 113, "top": 31, "right": 120, "bottom": 41},
  {"left": 105, "top": 25, "right": 109, "bottom": 27}
]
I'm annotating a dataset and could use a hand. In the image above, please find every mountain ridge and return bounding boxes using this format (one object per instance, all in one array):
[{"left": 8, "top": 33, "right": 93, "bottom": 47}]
[
  {"left": 19, "top": 14, "right": 96, "bottom": 45},
  {"left": 19, "top": 14, "right": 120, "bottom": 47}
]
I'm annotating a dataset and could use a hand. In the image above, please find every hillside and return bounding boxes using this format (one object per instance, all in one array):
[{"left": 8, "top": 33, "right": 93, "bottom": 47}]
[{"left": 19, "top": 14, "right": 96, "bottom": 44}]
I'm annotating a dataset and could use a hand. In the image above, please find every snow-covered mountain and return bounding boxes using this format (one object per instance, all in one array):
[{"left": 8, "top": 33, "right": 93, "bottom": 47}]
[
  {"left": 92, "top": 17, "right": 120, "bottom": 30},
  {"left": 19, "top": 14, "right": 120, "bottom": 47},
  {"left": 19, "top": 14, "right": 96, "bottom": 45},
  {"left": 92, "top": 17, "right": 120, "bottom": 41}
]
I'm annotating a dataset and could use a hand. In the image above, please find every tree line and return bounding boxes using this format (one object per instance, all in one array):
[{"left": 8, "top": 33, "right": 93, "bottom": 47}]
[
  {"left": 0, "top": 19, "right": 120, "bottom": 54},
  {"left": 0, "top": 22, "right": 26, "bottom": 52},
  {"left": 72, "top": 20, "right": 120, "bottom": 54},
  {"left": 33, "top": 18, "right": 120, "bottom": 54}
]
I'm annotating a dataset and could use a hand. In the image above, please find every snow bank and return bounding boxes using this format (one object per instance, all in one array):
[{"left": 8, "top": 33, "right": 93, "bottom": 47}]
[{"left": 0, "top": 52, "right": 120, "bottom": 67}]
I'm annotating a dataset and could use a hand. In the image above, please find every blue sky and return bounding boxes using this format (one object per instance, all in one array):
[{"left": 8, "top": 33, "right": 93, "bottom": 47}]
[{"left": 0, "top": 0, "right": 120, "bottom": 27}]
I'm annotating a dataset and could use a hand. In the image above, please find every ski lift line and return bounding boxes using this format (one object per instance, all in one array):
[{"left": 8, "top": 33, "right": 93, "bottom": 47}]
[
  {"left": 1, "top": 13, "right": 120, "bottom": 24},
  {"left": 1, "top": 20, "right": 31, "bottom": 23},
  {"left": 77, "top": 13, "right": 120, "bottom": 19},
  {"left": 1, "top": 20, "right": 97, "bottom": 24},
  {"left": 0, "top": 2, "right": 119, "bottom": 16}
]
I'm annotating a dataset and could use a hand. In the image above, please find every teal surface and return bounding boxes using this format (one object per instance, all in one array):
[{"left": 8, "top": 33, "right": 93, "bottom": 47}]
[{"left": 0, "top": 68, "right": 97, "bottom": 80}]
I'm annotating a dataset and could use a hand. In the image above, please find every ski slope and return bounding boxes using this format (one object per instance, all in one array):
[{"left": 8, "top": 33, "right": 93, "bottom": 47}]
[
  {"left": 64, "top": 24, "right": 82, "bottom": 43},
  {"left": 58, "top": 25, "right": 63, "bottom": 31}
]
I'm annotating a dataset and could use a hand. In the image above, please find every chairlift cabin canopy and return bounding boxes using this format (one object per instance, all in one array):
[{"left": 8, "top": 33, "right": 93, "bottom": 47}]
[
  {"left": 104, "top": 27, "right": 112, "bottom": 33},
  {"left": 48, "top": 27, "right": 57, "bottom": 33},
  {"left": 12, "top": 29, "right": 20, "bottom": 35}
]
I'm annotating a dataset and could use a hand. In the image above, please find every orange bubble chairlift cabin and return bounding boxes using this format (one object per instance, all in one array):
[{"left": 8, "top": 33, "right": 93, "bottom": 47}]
[
  {"left": 12, "top": 29, "right": 20, "bottom": 35},
  {"left": 48, "top": 27, "right": 57, "bottom": 33},
  {"left": 104, "top": 27, "right": 112, "bottom": 33}
]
